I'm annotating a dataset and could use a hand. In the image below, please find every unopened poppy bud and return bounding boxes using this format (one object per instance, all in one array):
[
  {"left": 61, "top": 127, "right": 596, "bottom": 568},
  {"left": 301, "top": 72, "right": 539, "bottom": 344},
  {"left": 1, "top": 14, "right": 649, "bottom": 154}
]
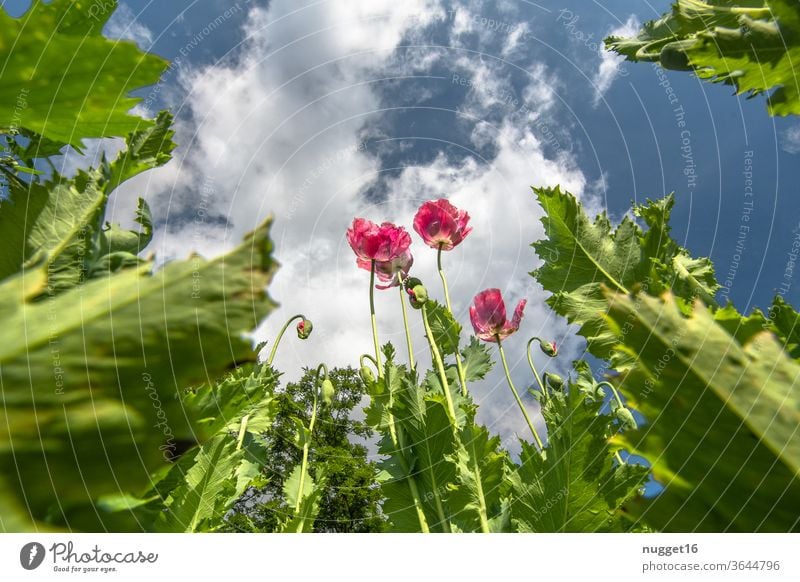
[
  {"left": 404, "top": 277, "right": 428, "bottom": 309},
  {"left": 540, "top": 340, "right": 558, "bottom": 358},
  {"left": 545, "top": 373, "right": 564, "bottom": 390},
  {"left": 614, "top": 406, "right": 637, "bottom": 431},
  {"left": 359, "top": 365, "right": 376, "bottom": 384},
  {"left": 296, "top": 318, "right": 313, "bottom": 339},
  {"left": 321, "top": 377, "right": 335, "bottom": 406}
]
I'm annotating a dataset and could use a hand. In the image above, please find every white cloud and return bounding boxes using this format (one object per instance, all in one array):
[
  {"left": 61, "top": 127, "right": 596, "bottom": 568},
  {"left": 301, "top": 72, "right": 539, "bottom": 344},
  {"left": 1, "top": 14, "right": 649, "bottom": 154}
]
[
  {"left": 781, "top": 124, "right": 800, "bottom": 154},
  {"left": 108, "top": 0, "right": 590, "bottom": 446},
  {"left": 104, "top": 4, "right": 154, "bottom": 48},
  {"left": 591, "top": 15, "right": 639, "bottom": 106}
]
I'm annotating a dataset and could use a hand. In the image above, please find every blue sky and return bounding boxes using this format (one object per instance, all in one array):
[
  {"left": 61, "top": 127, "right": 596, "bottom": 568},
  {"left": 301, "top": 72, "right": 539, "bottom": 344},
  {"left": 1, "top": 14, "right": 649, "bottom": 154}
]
[{"left": 4, "top": 0, "right": 799, "bottom": 444}]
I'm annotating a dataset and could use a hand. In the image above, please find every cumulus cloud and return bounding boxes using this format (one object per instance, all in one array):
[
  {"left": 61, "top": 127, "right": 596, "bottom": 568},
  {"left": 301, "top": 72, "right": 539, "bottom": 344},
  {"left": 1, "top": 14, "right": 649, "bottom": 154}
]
[
  {"left": 104, "top": 4, "right": 154, "bottom": 48},
  {"left": 592, "top": 15, "right": 639, "bottom": 106},
  {"left": 108, "top": 0, "right": 591, "bottom": 444},
  {"left": 781, "top": 124, "right": 800, "bottom": 154}
]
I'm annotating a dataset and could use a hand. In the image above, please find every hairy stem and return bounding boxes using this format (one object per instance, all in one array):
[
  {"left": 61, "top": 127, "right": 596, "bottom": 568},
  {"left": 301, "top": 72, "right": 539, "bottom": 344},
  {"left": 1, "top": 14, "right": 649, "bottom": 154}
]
[
  {"left": 370, "top": 261, "right": 383, "bottom": 378},
  {"left": 398, "top": 281, "right": 415, "bottom": 370},
  {"left": 294, "top": 364, "right": 326, "bottom": 521},
  {"left": 437, "top": 245, "right": 468, "bottom": 396},
  {"left": 421, "top": 303, "right": 458, "bottom": 426},
  {"left": 526, "top": 337, "right": 548, "bottom": 404},
  {"left": 235, "top": 415, "right": 250, "bottom": 451},
  {"left": 497, "top": 337, "right": 544, "bottom": 451}
]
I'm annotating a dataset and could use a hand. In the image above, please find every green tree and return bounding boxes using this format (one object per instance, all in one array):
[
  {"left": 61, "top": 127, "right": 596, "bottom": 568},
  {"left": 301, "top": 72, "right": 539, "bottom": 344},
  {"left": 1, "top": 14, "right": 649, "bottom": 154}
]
[{"left": 229, "top": 367, "right": 386, "bottom": 532}]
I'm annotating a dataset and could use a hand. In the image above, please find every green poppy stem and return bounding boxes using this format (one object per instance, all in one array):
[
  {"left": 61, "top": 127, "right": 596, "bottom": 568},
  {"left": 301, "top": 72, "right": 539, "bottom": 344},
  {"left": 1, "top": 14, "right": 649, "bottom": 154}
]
[
  {"left": 294, "top": 364, "right": 326, "bottom": 522},
  {"left": 235, "top": 415, "right": 250, "bottom": 451},
  {"left": 526, "top": 337, "right": 548, "bottom": 403},
  {"left": 266, "top": 314, "right": 306, "bottom": 366},
  {"left": 497, "top": 337, "right": 544, "bottom": 451},
  {"left": 362, "top": 340, "right": 429, "bottom": 532},
  {"left": 398, "top": 279, "right": 415, "bottom": 370},
  {"left": 598, "top": 381, "right": 628, "bottom": 466},
  {"left": 369, "top": 261, "right": 383, "bottom": 378},
  {"left": 437, "top": 245, "right": 467, "bottom": 396},
  {"left": 421, "top": 302, "right": 458, "bottom": 427}
]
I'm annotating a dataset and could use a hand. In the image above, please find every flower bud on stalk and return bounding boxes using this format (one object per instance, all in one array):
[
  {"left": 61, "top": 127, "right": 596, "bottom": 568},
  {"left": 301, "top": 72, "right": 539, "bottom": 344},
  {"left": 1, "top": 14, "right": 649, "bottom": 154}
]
[
  {"left": 614, "top": 406, "right": 637, "bottom": 431},
  {"left": 296, "top": 318, "right": 313, "bottom": 339},
  {"left": 404, "top": 277, "right": 428, "bottom": 309},
  {"left": 359, "top": 365, "right": 376, "bottom": 384},
  {"left": 539, "top": 340, "right": 558, "bottom": 358},
  {"left": 321, "top": 377, "right": 335, "bottom": 406},
  {"left": 545, "top": 373, "right": 564, "bottom": 390}
]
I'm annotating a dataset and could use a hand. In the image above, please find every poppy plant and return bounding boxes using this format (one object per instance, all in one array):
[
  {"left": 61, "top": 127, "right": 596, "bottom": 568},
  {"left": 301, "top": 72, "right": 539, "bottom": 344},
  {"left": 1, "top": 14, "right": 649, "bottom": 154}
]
[
  {"left": 347, "top": 218, "right": 411, "bottom": 268},
  {"left": 470, "top": 288, "right": 542, "bottom": 449},
  {"left": 469, "top": 289, "right": 527, "bottom": 343},
  {"left": 413, "top": 199, "right": 472, "bottom": 251}
]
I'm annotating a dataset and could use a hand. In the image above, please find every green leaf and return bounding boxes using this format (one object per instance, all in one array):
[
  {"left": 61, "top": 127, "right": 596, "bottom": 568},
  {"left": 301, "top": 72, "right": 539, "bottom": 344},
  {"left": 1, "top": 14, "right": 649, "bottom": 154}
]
[
  {"left": 606, "top": 0, "right": 800, "bottom": 116},
  {"left": 460, "top": 336, "right": 494, "bottom": 382},
  {"left": 278, "top": 466, "right": 325, "bottom": 533},
  {"left": 606, "top": 291, "right": 800, "bottom": 531},
  {"left": 0, "top": 219, "right": 278, "bottom": 531},
  {"left": 0, "top": 0, "right": 168, "bottom": 146},
  {"left": 374, "top": 359, "right": 459, "bottom": 532},
  {"left": 426, "top": 300, "right": 462, "bottom": 356},
  {"left": 531, "top": 187, "right": 719, "bottom": 359},
  {"left": 282, "top": 465, "right": 315, "bottom": 513},
  {"left": 448, "top": 424, "right": 510, "bottom": 532},
  {"left": 767, "top": 295, "right": 800, "bottom": 359},
  {"left": 182, "top": 364, "right": 279, "bottom": 441},
  {"left": 509, "top": 384, "right": 647, "bottom": 532},
  {"left": 0, "top": 111, "right": 177, "bottom": 289},
  {"left": 158, "top": 435, "right": 244, "bottom": 532}
]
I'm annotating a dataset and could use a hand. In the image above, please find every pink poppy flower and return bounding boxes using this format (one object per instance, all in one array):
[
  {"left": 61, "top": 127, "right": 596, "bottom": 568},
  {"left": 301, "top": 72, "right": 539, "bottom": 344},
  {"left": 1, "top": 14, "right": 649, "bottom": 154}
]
[
  {"left": 363, "top": 250, "right": 414, "bottom": 290},
  {"left": 347, "top": 218, "right": 411, "bottom": 268},
  {"left": 413, "top": 199, "right": 472, "bottom": 251},
  {"left": 469, "top": 289, "right": 526, "bottom": 343}
]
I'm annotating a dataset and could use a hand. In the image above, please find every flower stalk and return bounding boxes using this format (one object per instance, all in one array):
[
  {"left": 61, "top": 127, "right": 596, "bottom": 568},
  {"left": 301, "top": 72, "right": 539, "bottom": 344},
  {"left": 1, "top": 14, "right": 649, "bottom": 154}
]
[
  {"left": 294, "top": 364, "right": 327, "bottom": 524},
  {"left": 266, "top": 313, "right": 309, "bottom": 366},
  {"left": 497, "top": 336, "right": 544, "bottom": 451},
  {"left": 526, "top": 337, "right": 556, "bottom": 403},
  {"left": 370, "top": 261, "right": 383, "bottom": 377},
  {"left": 437, "top": 245, "right": 468, "bottom": 396}
]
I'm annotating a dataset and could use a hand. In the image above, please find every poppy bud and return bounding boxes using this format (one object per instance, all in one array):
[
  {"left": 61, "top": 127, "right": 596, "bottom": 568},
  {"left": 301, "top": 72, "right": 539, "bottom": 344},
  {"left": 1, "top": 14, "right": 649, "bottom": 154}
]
[
  {"left": 545, "top": 373, "right": 564, "bottom": 390},
  {"left": 404, "top": 277, "right": 428, "bottom": 309},
  {"left": 320, "top": 377, "right": 335, "bottom": 406},
  {"left": 296, "top": 318, "right": 313, "bottom": 339},
  {"left": 540, "top": 341, "right": 558, "bottom": 358},
  {"left": 614, "top": 406, "right": 637, "bottom": 431},
  {"left": 359, "top": 365, "right": 376, "bottom": 385}
]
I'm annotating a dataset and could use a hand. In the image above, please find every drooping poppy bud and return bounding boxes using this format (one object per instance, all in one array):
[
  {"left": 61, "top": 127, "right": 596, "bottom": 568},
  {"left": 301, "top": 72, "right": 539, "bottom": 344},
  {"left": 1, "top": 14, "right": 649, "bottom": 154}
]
[
  {"left": 320, "top": 377, "right": 335, "bottom": 406},
  {"left": 469, "top": 288, "right": 526, "bottom": 343},
  {"left": 405, "top": 278, "right": 428, "bottom": 310},
  {"left": 413, "top": 199, "right": 472, "bottom": 250},
  {"left": 545, "top": 373, "right": 564, "bottom": 390},
  {"left": 539, "top": 340, "right": 558, "bottom": 358},
  {"left": 359, "top": 365, "right": 376, "bottom": 385},
  {"left": 296, "top": 318, "right": 313, "bottom": 339},
  {"left": 614, "top": 406, "right": 637, "bottom": 431}
]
